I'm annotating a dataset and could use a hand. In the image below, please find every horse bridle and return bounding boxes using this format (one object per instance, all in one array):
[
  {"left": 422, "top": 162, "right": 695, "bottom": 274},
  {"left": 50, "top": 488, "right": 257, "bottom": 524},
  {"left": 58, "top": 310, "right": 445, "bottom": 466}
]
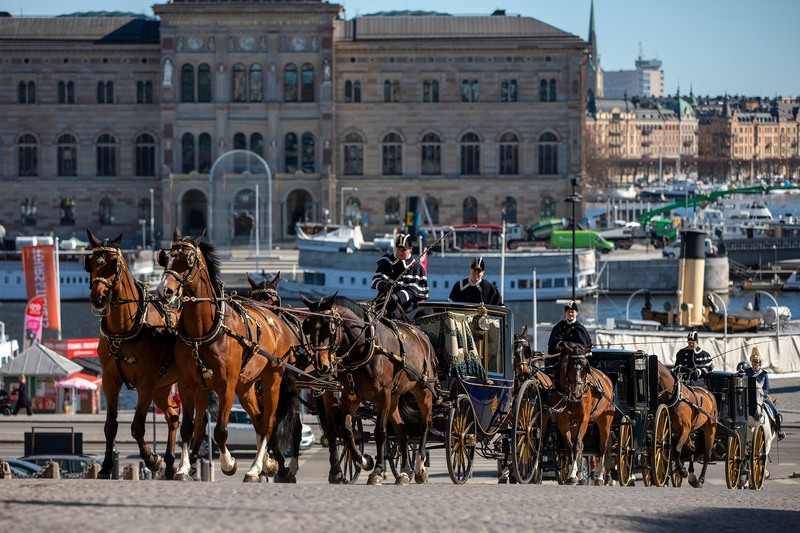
[
  {"left": 563, "top": 353, "right": 591, "bottom": 401},
  {"left": 514, "top": 336, "right": 531, "bottom": 376},
  {"left": 306, "top": 307, "right": 377, "bottom": 374},
  {"left": 89, "top": 246, "right": 125, "bottom": 296},
  {"left": 162, "top": 240, "right": 206, "bottom": 298}
]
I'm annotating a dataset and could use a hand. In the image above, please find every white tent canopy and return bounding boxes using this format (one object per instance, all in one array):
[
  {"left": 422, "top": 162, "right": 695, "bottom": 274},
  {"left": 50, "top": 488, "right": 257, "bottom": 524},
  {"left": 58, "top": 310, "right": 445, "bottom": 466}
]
[{"left": 0, "top": 343, "right": 82, "bottom": 377}]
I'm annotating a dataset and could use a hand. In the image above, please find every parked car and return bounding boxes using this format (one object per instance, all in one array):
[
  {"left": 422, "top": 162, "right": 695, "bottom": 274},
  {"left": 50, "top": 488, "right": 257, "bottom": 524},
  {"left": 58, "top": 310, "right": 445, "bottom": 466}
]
[
  {"left": 17, "top": 454, "right": 101, "bottom": 475},
  {"left": 3, "top": 458, "right": 42, "bottom": 478},
  {"left": 662, "top": 238, "right": 716, "bottom": 259},
  {"left": 224, "top": 405, "right": 315, "bottom": 451}
]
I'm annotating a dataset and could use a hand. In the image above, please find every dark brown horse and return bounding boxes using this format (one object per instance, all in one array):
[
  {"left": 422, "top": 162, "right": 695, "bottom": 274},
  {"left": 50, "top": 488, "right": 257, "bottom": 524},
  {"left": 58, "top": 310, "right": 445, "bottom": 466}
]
[
  {"left": 656, "top": 360, "right": 718, "bottom": 488},
  {"left": 300, "top": 293, "right": 438, "bottom": 485},
  {"left": 84, "top": 230, "right": 180, "bottom": 479},
  {"left": 554, "top": 342, "right": 615, "bottom": 485},
  {"left": 156, "top": 230, "right": 298, "bottom": 482}
]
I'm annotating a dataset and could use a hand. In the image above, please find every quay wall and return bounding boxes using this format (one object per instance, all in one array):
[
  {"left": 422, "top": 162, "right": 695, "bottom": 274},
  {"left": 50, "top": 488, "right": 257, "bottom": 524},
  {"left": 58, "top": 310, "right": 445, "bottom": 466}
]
[{"left": 598, "top": 256, "right": 729, "bottom": 295}]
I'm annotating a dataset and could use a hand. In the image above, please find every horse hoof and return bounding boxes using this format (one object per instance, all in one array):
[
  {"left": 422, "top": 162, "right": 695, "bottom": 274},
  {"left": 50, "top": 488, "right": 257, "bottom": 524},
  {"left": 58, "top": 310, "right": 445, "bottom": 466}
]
[
  {"left": 592, "top": 478, "right": 603, "bottom": 486},
  {"left": 362, "top": 455, "right": 375, "bottom": 471},
  {"left": 97, "top": 470, "right": 112, "bottom": 480},
  {"left": 688, "top": 474, "right": 697, "bottom": 485},
  {"left": 567, "top": 476, "right": 579, "bottom": 485},
  {"left": 173, "top": 472, "right": 192, "bottom": 482},
  {"left": 415, "top": 470, "right": 429, "bottom": 484},
  {"left": 395, "top": 473, "right": 410, "bottom": 485},
  {"left": 276, "top": 472, "right": 297, "bottom": 484},
  {"left": 328, "top": 471, "right": 344, "bottom": 484},
  {"left": 259, "top": 473, "right": 269, "bottom": 483},
  {"left": 243, "top": 473, "right": 259, "bottom": 483},
  {"left": 221, "top": 461, "right": 238, "bottom": 477},
  {"left": 765, "top": 470, "right": 770, "bottom": 480},
  {"left": 367, "top": 473, "right": 383, "bottom": 485},
  {"left": 498, "top": 471, "right": 509, "bottom": 484},
  {"left": 164, "top": 467, "right": 176, "bottom": 481},
  {"left": 263, "top": 457, "right": 279, "bottom": 478},
  {"left": 146, "top": 454, "right": 163, "bottom": 472}
]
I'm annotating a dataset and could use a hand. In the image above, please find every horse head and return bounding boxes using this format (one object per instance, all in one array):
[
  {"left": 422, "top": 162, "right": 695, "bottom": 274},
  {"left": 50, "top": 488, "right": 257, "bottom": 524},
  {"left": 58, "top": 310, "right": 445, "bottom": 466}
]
[
  {"left": 247, "top": 271, "right": 282, "bottom": 307},
  {"left": 513, "top": 325, "right": 532, "bottom": 379},
  {"left": 157, "top": 228, "right": 208, "bottom": 307},
  {"left": 558, "top": 341, "right": 592, "bottom": 399},
  {"left": 84, "top": 229, "right": 126, "bottom": 313},
  {"left": 300, "top": 292, "right": 342, "bottom": 376}
]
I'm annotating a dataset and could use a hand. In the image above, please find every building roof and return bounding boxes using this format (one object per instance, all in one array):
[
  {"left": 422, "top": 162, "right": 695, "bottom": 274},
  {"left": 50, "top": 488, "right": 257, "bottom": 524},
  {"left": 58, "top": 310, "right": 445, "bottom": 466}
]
[
  {"left": 339, "top": 15, "right": 584, "bottom": 43},
  {"left": 0, "top": 16, "right": 159, "bottom": 44},
  {"left": 0, "top": 344, "right": 82, "bottom": 377}
]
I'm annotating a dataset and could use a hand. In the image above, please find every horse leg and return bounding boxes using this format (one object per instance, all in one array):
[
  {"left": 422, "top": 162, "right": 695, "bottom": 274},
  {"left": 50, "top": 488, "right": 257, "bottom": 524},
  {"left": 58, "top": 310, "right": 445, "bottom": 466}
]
[
  {"left": 174, "top": 379, "right": 197, "bottom": 480},
  {"left": 694, "top": 425, "right": 715, "bottom": 488},
  {"left": 368, "top": 391, "right": 392, "bottom": 486},
  {"left": 189, "top": 388, "right": 212, "bottom": 479},
  {"left": 412, "top": 388, "right": 433, "bottom": 484},
  {"left": 273, "top": 374, "right": 300, "bottom": 483},
  {"left": 593, "top": 414, "right": 613, "bottom": 486},
  {"left": 556, "top": 414, "right": 578, "bottom": 485},
  {"left": 153, "top": 386, "right": 180, "bottom": 480},
  {"left": 245, "top": 372, "right": 281, "bottom": 482},
  {"left": 132, "top": 384, "right": 162, "bottom": 474},
  {"left": 341, "top": 395, "right": 373, "bottom": 473},
  {"left": 98, "top": 374, "right": 122, "bottom": 479},
  {"left": 388, "top": 404, "right": 411, "bottom": 485},
  {"left": 319, "top": 393, "right": 343, "bottom": 484}
]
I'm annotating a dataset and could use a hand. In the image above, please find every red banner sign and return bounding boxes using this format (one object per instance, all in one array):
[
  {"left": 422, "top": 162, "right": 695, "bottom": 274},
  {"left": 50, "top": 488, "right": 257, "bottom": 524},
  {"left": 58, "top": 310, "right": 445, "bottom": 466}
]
[
  {"left": 44, "top": 338, "right": 100, "bottom": 358},
  {"left": 23, "top": 295, "right": 44, "bottom": 351},
  {"left": 21, "top": 244, "right": 60, "bottom": 331}
]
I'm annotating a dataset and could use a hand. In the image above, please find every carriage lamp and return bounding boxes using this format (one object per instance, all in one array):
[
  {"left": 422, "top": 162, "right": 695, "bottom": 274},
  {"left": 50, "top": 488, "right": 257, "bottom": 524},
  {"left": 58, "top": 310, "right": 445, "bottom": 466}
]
[{"left": 634, "top": 358, "right": 647, "bottom": 371}]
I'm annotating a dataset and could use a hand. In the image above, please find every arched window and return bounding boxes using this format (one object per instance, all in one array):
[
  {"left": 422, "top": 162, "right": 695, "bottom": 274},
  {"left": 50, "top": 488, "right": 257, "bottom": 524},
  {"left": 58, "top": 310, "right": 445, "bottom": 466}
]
[
  {"left": 181, "top": 133, "right": 195, "bottom": 173},
  {"left": 343, "top": 133, "right": 364, "bottom": 176},
  {"left": 499, "top": 132, "right": 519, "bottom": 175},
  {"left": 181, "top": 64, "right": 195, "bottom": 102},
  {"left": 463, "top": 197, "right": 478, "bottom": 224},
  {"left": 198, "top": 133, "right": 212, "bottom": 173},
  {"left": 301, "top": 132, "right": 315, "bottom": 173},
  {"left": 250, "top": 132, "right": 264, "bottom": 159},
  {"left": 233, "top": 132, "right": 247, "bottom": 173},
  {"left": 460, "top": 132, "right": 480, "bottom": 175},
  {"left": 135, "top": 133, "right": 156, "bottom": 176},
  {"left": 421, "top": 132, "right": 441, "bottom": 175},
  {"left": 58, "top": 81, "right": 75, "bottom": 104},
  {"left": 137, "top": 80, "right": 153, "bottom": 104},
  {"left": 538, "top": 132, "right": 559, "bottom": 175},
  {"left": 502, "top": 197, "right": 517, "bottom": 223},
  {"left": 249, "top": 64, "right": 263, "bottom": 102},
  {"left": 541, "top": 196, "right": 556, "bottom": 218},
  {"left": 384, "top": 197, "right": 400, "bottom": 224},
  {"left": 284, "top": 63, "right": 298, "bottom": 102},
  {"left": 301, "top": 63, "right": 314, "bottom": 102},
  {"left": 96, "top": 133, "right": 117, "bottom": 176},
  {"left": 284, "top": 133, "right": 298, "bottom": 173},
  {"left": 57, "top": 134, "right": 78, "bottom": 177},
  {"left": 382, "top": 133, "right": 402, "bottom": 176},
  {"left": 423, "top": 80, "right": 439, "bottom": 103},
  {"left": 501, "top": 79, "right": 518, "bottom": 102},
  {"left": 17, "top": 133, "right": 39, "bottom": 177},
  {"left": 198, "top": 64, "right": 212, "bottom": 102},
  {"left": 99, "top": 197, "right": 115, "bottom": 225},
  {"left": 233, "top": 63, "right": 247, "bottom": 102}
]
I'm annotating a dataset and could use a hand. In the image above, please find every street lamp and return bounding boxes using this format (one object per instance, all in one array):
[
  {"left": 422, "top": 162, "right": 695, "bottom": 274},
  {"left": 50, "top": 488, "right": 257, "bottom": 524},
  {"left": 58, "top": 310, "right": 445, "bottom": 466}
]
[
  {"left": 565, "top": 176, "right": 582, "bottom": 301},
  {"left": 149, "top": 188, "right": 155, "bottom": 250},
  {"left": 340, "top": 187, "right": 358, "bottom": 225}
]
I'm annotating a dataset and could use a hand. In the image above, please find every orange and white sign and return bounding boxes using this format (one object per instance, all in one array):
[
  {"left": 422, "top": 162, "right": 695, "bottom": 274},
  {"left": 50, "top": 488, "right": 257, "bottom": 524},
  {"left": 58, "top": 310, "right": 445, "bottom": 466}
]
[
  {"left": 21, "top": 244, "right": 60, "bottom": 330},
  {"left": 44, "top": 338, "right": 100, "bottom": 359}
]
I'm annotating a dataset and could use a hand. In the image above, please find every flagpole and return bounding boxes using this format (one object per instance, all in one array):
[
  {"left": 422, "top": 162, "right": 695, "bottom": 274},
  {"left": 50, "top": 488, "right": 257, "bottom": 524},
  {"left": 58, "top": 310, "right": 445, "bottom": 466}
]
[{"left": 54, "top": 237, "right": 62, "bottom": 340}]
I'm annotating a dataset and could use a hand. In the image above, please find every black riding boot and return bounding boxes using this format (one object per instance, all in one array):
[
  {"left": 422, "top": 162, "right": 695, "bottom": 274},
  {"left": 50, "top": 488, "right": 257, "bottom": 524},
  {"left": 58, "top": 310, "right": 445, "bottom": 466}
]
[{"left": 777, "top": 413, "right": 786, "bottom": 441}]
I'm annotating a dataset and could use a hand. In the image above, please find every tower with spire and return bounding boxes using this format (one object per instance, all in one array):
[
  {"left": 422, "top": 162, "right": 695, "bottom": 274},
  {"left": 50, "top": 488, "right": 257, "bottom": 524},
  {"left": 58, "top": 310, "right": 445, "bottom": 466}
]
[{"left": 586, "top": 0, "right": 603, "bottom": 99}]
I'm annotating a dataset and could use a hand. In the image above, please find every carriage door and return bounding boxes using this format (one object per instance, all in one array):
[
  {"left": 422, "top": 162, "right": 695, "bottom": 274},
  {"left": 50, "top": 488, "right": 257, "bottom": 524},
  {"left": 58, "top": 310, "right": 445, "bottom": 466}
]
[
  {"left": 286, "top": 189, "right": 314, "bottom": 236},
  {"left": 180, "top": 189, "right": 208, "bottom": 237}
]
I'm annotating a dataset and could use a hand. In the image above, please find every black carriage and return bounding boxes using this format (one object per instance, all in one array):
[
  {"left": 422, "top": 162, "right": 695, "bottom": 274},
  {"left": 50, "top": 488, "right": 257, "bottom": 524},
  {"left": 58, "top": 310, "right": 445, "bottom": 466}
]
[{"left": 704, "top": 371, "right": 766, "bottom": 490}]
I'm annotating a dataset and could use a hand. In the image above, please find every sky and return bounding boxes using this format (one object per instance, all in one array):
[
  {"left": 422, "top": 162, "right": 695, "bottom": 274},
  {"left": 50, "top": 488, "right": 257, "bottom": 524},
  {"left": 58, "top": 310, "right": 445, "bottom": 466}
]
[{"left": 10, "top": 0, "right": 800, "bottom": 98}]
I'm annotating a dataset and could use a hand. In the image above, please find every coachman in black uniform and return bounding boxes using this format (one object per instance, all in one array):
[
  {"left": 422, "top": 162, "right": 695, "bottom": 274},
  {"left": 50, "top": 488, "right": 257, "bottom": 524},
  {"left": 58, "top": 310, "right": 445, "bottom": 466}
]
[
  {"left": 674, "top": 331, "right": 713, "bottom": 387},
  {"left": 546, "top": 300, "right": 593, "bottom": 374},
  {"left": 371, "top": 233, "right": 429, "bottom": 322},
  {"left": 448, "top": 256, "right": 503, "bottom": 306}
]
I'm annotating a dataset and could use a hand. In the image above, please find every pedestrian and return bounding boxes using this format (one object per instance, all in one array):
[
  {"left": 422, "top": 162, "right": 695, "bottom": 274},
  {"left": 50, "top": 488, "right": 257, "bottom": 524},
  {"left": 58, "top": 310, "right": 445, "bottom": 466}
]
[
  {"left": 673, "top": 331, "right": 713, "bottom": 387},
  {"left": 13, "top": 375, "right": 32, "bottom": 416},
  {"left": 371, "top": 233, "right": 429, "bottom": 322},
  {"left": 448, "top": 256, "right": 503, "bottom": 306},
  {"left": 546, "top": 300, "right": 593, "bottom": 375},
  {"left": 745, "top": 347, "right": 785, "bottom": 440}
]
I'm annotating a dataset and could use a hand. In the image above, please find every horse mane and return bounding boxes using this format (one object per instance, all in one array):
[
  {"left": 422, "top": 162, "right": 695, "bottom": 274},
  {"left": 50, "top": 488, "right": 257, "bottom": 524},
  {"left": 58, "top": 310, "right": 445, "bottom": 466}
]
[
  {"left": 198, "top": 241, "right": 224, "bottom": 296},
  {"left": 333, "top": 294, "right": 367, "bottom": 321}
]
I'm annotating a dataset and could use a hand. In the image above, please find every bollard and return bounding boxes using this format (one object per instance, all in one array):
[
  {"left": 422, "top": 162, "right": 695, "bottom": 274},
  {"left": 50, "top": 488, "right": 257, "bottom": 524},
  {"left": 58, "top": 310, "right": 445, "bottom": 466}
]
[
  {"left": 42, "top": 461, "right": 61, "bottom": 479},
  {"left": 200, "top": 459, "right": 210, "bottom": 481},
  {"left": 112, "top": 448, "right": 120, "bottom": 480},
  {"left": 0, "top": 461, "right": 11, "bottom": 479},
  {"left": 85, "top": 462, "right": 101, "bottom": 479},
  {"left": 122, "top": 464, "right": 140, "bottom": 480}
]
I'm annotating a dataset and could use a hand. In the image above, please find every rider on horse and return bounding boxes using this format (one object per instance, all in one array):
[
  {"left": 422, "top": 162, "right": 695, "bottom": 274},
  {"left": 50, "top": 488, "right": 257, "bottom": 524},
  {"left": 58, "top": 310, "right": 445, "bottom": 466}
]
[
  {"left": 546, "top": 300, "right": 593, "bottom": 376},
  {"left": 744, "top": 347, "right": 785, "bottom": 441},
  {"left": 371, "top": 233, "right": 429, "bottom": 322},
  {"left": 674, "top": 331, "right": 713, "bottom": 387}
]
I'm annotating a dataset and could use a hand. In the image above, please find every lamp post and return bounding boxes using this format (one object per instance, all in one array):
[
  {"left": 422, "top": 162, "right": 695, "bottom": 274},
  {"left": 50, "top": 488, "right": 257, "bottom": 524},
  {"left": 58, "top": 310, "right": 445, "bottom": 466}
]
[
  {"left": 149, "top": 188, "right": 155, "bottom": 249},
  {"left": 340, "top": 186, "right": 358, "bottom": 225},
  {"left": 565, "top": 176, "right": 582, "bottom": 301}
]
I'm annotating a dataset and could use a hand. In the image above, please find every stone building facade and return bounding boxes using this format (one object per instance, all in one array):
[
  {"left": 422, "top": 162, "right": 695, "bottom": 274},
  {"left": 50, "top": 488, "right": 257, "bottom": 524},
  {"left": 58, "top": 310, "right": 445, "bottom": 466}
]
[{"left": 0, "top": 2, "right": 588, "bottom": 246}]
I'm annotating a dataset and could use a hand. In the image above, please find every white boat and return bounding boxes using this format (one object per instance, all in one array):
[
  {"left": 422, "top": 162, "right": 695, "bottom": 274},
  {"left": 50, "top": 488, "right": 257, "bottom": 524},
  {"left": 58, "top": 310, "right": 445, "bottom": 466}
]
[
  {"left": 0, "top": 321, "right": 20, "bottom": 369},
  {"left": 288, "top": 225, "right": 598, "bottom": 302},
  {"left": 296, "top": 223, "right": 368, "bottom": 253},
  {"left": 784, "top": 267, "right": 800, "bottom": 291}
]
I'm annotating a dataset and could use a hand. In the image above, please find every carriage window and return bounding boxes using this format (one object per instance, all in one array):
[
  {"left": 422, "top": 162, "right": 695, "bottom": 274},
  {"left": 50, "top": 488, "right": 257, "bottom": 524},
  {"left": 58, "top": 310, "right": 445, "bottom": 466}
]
[{"left": 476, "top": 316, "right": 503, "bottom": 376}]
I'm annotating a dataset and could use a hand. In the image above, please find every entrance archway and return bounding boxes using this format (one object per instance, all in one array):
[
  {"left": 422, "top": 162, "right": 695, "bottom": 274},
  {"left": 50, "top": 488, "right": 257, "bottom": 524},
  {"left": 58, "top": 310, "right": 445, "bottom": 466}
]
[
  {"left": 286, "top": 189, "right": 313, "bottom": 235},
  {"left": 233, "top": 188, "right": 256, "bottom": 241},
  {"left": 181, "top": 189, "right": 208, "bottom": 236}
]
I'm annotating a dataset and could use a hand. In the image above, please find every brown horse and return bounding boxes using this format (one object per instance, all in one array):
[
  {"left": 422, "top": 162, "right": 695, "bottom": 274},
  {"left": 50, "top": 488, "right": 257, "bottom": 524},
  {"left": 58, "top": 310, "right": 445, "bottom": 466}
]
[
  {"left": 84, "top": 230, "right": 180, "bottom": 479},
  {"left": 300, "top": 292, "right": 438, "bottom": 485},
  {"left": 246, "top": 272, "right": 350, "bottom": 484},
  {"left": 656, "top": 360, "right": 718, "bottom": 488},
  {"left": 554, "top": 342, "right": 615, "bottom": 485},
  {"left": 156, "top": 229, "right": 298, "bottom": 482}
]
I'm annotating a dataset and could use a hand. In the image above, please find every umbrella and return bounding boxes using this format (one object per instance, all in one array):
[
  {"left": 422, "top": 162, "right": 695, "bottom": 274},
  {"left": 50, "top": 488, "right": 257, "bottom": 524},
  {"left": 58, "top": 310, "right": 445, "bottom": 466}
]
[{"left": 56, "top": 376, "right": 98, "bottom": 390}]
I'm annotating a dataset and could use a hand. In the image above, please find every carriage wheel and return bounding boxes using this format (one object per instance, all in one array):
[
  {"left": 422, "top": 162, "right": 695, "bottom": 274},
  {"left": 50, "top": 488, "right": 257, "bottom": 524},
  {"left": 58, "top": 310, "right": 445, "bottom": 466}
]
[
  {"left": 670, "top": 465, "right": 683, "bottom": 487},
  {"left": 512, "top": 380, "right": 543, "bottom": 484},
  {"left": 388, "top": 440, "right": 417, "bottom": 479},
  {"left": 555, "top": 449, "right": 571, "bottom": 485},
  {"left": 725, "top": 432, "right": 743, "bottom": 490},
  {"left": 338, "top": 416, "right": 365, "bottom": 484},
  {"left": 446, "top": 395, "right": 476, "bottom": 485},
  {"left": 618, "top": 423, "right": 635, "bottom": 487},
  {"left": 749, "top": 423, "right": 767, "bottom": 490},
  {"left": 651, "top": 404, "right": 671, "bottom": 488}
]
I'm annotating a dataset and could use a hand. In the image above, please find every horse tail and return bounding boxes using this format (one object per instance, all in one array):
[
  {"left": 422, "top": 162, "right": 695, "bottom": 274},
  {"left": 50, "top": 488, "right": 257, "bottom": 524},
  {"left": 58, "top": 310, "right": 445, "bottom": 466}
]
[{"left": 273, "top": 372, "right": 300, "bottom": 457}]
